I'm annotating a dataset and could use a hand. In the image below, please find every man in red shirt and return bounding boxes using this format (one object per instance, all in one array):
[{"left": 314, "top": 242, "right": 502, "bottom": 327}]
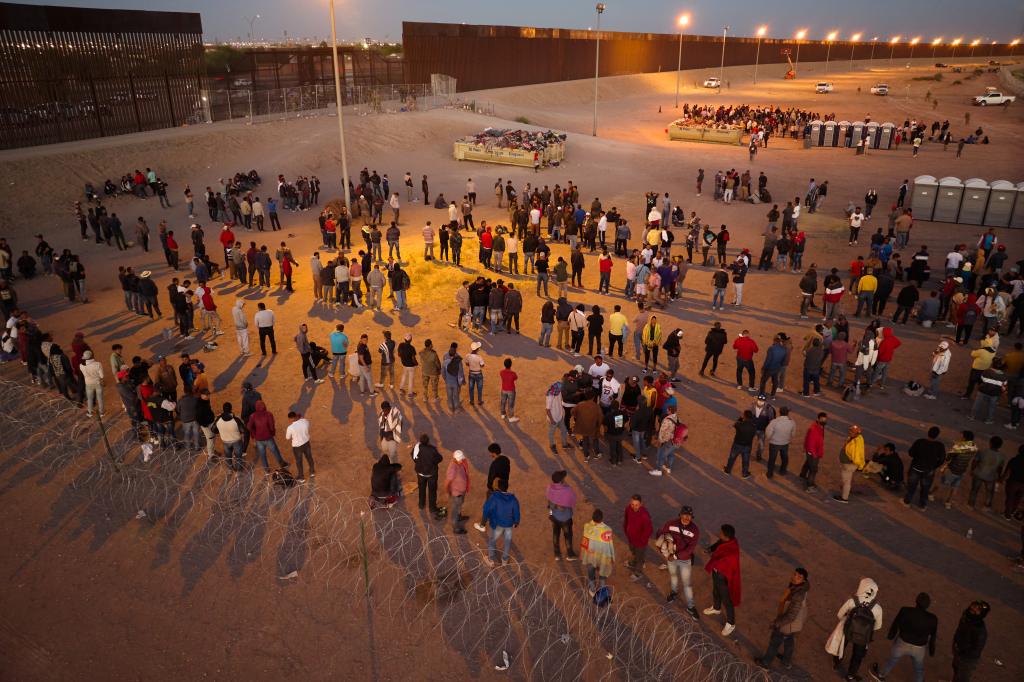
[
  {"left": 598, "top": 248, "right": 613, "bottom": 294},
  {"left": 873, "top": 327, "right": 902, "bottom": 389},
  {"left": 703, "top": 524, "right": 742, "bottom": 637},
  {"left": 848, "top": 256, "right": 865, "bottom": 292},
  {"left": 166, "top": 230, "right": 179, "bottom": 270},
  {"left": 799, "top": 411, "right": 828, "bottom": 491},
  {"left": 733, "top": 330, "right": 759, "bottom": 392},
  {"left": 499, "top": 358, "right": 519, "bottom": 423},
  {"left": 623, "top": 494, "right": 653, "bottom": 579},
  {"left": 218, "top": 224, "right": 235, "bottom": 268}
]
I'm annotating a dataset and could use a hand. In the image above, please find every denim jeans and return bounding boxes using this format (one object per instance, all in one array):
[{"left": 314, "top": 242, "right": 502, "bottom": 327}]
[
  {"left": 446, "top": 383, "right": 461, "bottom": 410},
  {"left": 254, "top": 438, "right": 285, "bottom": 470},
  {"left": 549, "top": 418, "right": 569, "bottom": 446},
  {"left": 712, "top": 287, "right": 726, "bottom": 308},
  {"left": 539, "top": 322, "right": 553, "bottom": 346},
  {"left": 222, "top": 440, "right": 244, "bottom": 468},
  {"left": 84, "top": 383, "right": 104, "bottom": 414},
  {"left": 972, "top": 393, "right": 998, "bottom": 422},
  {"left": 828, "top": 362, "right": 847, "bottom": 386},
  {"left": 802, "top": 369, "right": 821, "bottom": 394},
  {"left": 631, "top": 430, "right": 647, "bottom": 460},
  {"left": 488, "top": 526, "right": 513, "bottom": 562},
  {"left": 181, "top": 420, "right": 200, "bottom": 449},
  {"left": 536, "top": 273, "right": 549, "bottom": 296},
  {"left": 761, "top": 628, "right": 796, "bottom": 668},
  {"left": 500, "top": 390, "right": 516, "bottom": 417},
  {"left": 599, "top": 272, "right": 610, "bottom": 293},
  {"left": 725, "top": 443, "right": 751, "bottom": 475},
  {"left": 655, "top": 442, "right": 676, "bottom": 470},
  {"left": 330, "top": 353, "right": 347, "bottom": 378},
  {"left": 633, "top": 330, "right": 644, "bottom": 360},
  {"left": 872, "top": 361, "right": 891, "bottom": 387},
  {"left": 767, "top": 444, "right": 789, "bottom": 477},
  {"left": 904, "top": 467, "right": 935, "bottom": 508},
  {"left": 855, "top": 291, "right": 874, "bottom": 316},
  {"left": 736, "top": 358, "right": 755, "bottom": 388},
  {"left": 666, "top": 558, "right": 694, "bottom": 607},
  {"left": 880, "top": 637, "right": 926, "bottom": 682},
  {"left": 468, "top": 373, "right": 484, "bottom": 404},
  {"left": 472, "top": 306, "right": 486, "bottom": 328},
  {"left": 394, "top": 289, "right": 407, "bottom": 310}
]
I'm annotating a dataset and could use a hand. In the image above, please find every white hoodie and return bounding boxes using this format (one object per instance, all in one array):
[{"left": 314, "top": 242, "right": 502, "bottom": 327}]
[
  {"left": 825, "top": 578, "right": 883, "bottom": 657},
  {"left": 232, "top": 300, "right": 247, "bottom": 330},
  {"left": 931, "top": 347, "right": 951, "bottom": 375}
]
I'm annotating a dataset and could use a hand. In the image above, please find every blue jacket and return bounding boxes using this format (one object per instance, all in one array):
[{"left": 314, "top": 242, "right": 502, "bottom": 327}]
[
  {"left": 329, "top": 331, "right": 349, "bottom": 354},
  {"left": 763, "top": 343, "right": 787, "bottom": 371},
  {"left": 483, "top": 491, "right": 521, "bottom": 528}
]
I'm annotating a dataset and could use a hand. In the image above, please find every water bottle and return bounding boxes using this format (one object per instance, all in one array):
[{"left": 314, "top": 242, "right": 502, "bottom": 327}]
[{"left": 966, "top": 528, "right": 974, "bottom": 540}]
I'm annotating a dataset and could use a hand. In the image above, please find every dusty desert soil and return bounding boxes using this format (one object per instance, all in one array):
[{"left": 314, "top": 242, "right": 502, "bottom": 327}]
[{"left": 1, "top": 59, "right": 1023, "bottom": 681}]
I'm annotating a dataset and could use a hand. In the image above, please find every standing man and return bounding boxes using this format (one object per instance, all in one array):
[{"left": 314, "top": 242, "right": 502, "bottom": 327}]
[
  {"left": 904, "top": 426, "right": 946, "bottom": 509},
  {"left": 419, "top": 339, "right": 442, "bottom": 401},
  {"left": 254, "top": 302, "right": 276, "bottom": 356},
  {"left": 546, "top": 470, "right": 578, "bottom": 561},
  {"left": 800, "top": 412, "right": 828, "bottom": 492},
  {"left": 733, "top": 330, "right": 758, "bottom": 391},
  {"left": 870, "top": 592, "right": 938, "bottom": 682},
  {"left": 623, "top": 494, "right": 653, "bottom": 581},
  {"left": 285, "top": 411, "right": 315, "bottom": 482},
  {"left": 377, "top": 330, "right": 396, "bottom": 390},
  {"left": 765, "top": 406, "right": 795, "bottom": 479},
  {"left": 724, "top": 410, "right": 757, "bottom": 479},
  {"left": 834, "top": 425, "right": 866, "bottom": 504},
  {"left": 703, "top": 524, "right": 742, "bottom": 637},
  {"left": 412, "top": 434, "right": 444, "bottom": 520},
  {"left": 657, "top": 505, "right": 701, "bottom": 619},
  {"left": 231, "top": 300, "right": 250, "bottom": 357},
  {"left": 442, "top": 342, "right": 464, "bottom": 411},
  {"left": 397, "top": 333, "right": 418, "bottom": 398},
  {"left": 481, "top": 478, "right": 519, "bottom": 567},
  {"left": 329, "top": 323, "right": 349, "bottom": 380},
  {"left": 756, "top": 568, "right": 810, "bottom": 671},
  {"left": 949, "top": 601, "right": 989, "bottom": 682},
  {"left": 445, "top": 450, "right": 470, "bottom": 534}
]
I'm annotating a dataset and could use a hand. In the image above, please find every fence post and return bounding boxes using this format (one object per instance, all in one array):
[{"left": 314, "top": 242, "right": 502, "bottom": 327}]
[
  {"left": 164, "top": 72, "right": 176, "bottom": 127},
  {"left": 127, "top": 73, "right": 143, "bottom": 132},
  {"left": 248, "top": 90, "right": 253, "bottom": 121},
  {"left": 227, "top": 87, "right": 233, "bottom": 119}
]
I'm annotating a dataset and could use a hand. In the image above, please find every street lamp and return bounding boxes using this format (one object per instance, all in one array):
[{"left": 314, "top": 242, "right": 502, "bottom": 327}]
[
  {"left": 328, "top": 0, "right": 350, "bottom": 209},
  {"left": 931, "top": 37, "right": 943, "bottom": 60},
  {"left": 824, "top": 31, "right": 838, "bottom": 73},
  {"left": 889, "top": 36, "right": 900, "bottom": 67},
  {"left": 794, "top": 29, "right": 807, "bottom": 76},
  {"left": 593, "top": 3, "right": 605, "bottom": 137},
  {"left": 989, "top": 40, "right": 997, "bottom": 58},
  {"left": 1013, "top": 39, "right": 1021, "bottom": 56},
  {"left": 245, "top": 14, "right": 261, "bottom": 43},
  {"left": 718, "top": 26, "right": 729, "bottom": 87},
  {"left": 909, "top": 36, "right": 920, "bottom": 61},
  {"left": 951, "top": 38, "right": 962, "bottom": 60},
  {"left": 849, "top": 32, "right": 861, "bottom": 71},
  {"left": 869, "top": 36, "right": 879, "bottom": 62},
  {"left": 969, "top": 39, "right": 980, "bottom": 58},
  {"left": 753, "top": 25, "right": 767, "bottom": 84},
  {"left": 674, "top": 13, "right": 690, "bottom": 107}
]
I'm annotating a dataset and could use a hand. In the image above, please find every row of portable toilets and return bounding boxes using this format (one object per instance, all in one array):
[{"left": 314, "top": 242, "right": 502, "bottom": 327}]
[
  {"left": 911, "top": 177, "right": 1024, "bottom": 228},
  {"left": 807, "top": 120, "right": 897, "bottom": 150}
]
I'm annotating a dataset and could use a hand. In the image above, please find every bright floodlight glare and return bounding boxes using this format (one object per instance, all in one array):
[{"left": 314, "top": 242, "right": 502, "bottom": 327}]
[
  {"left": 911, "top": 37, "right": 921, "bottom": 45},
  {"left": 795, "top": 29, "right": 807, "bottom": 40},
  {"left": 756, "top": 26, "right": 767, "bottom": 37},
  {"left": 1013, "top": 39, "right": 1021, "bottom": 46},
  {"left": 970, "top": 39, "right": 980, "bottom": 46},
  {"left": 678, "top": 14, "right": 689, "bottom": 27},
  {"left": 826, "top": 31, "right": 838, "bottom": 41},
  {"left": 850, "top": 32, "right": 862, "bottom": 42},
  {"left": 890, "top": 35, "right": 900, "bottom": 44},
  {"left": 951, "top": 38, "right": 962, "bottom": 46},
  {"left": 931, "top": 37, "right": 942, "bottom": 46},
  {"left": 596, "top": 3, "right": 605, "bottom": 12}
]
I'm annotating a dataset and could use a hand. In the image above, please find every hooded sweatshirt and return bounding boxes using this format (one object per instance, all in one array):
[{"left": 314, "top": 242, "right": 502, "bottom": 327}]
[
  {"left": 215, "top": 410, "right": 245, "bottom": 443},
  {"left": 445, "top": 457, "right": 469, "bottom": 496},
  {"left": 774, "top": 578, "right": 811, "bottom": 635},
  {"left": 834, "top": 578, "right": 883, "bottom": 636},
  {"left": 876, "top": 328, "right": 902, "bottom": 363},
  {"left": 952, "top": 603, "right": 989, "bottom": 660},
  {"left": 705, "top": 537, "right": 742, "bottom": 606},
  {"left": 232, "top": 300, "right": 247, "bottom": 330},
  {"left": 246, "top": 400, "right": 275, "bottom": 441},
  {"left": 482, "top": 490, "right": 520, "bottom": 528},
  {"left": 623, "top": 504, "right": 653, "bottom": 549}
]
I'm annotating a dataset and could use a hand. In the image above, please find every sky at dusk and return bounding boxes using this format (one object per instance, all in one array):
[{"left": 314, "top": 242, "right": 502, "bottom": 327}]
[{"left": 11, "top": 0, "right": 1024, "bottom": 44}]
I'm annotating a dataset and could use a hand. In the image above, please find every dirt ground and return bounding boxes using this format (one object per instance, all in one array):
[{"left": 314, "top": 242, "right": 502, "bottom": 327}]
[{"left": 1, "top": 59, "right": 1023, "bottom": 681}]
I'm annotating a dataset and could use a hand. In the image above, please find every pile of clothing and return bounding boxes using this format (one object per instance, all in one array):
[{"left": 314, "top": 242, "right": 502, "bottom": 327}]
[{"left": 458, "top": 128, "right": 566, "bottom": 152}]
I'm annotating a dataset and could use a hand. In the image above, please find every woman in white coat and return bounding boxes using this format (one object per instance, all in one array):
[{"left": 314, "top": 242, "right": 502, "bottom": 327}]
[{"left": 826, "top": 577, "right": 883, "bottom": 681}]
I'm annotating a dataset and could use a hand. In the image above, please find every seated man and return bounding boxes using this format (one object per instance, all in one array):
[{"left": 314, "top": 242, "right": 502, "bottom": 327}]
[
  {"left": 370, "top": 454, "right": 402, "bottom": 507},
  {"left": 867, "top": 442, "right": 904, "bottom": 490}
]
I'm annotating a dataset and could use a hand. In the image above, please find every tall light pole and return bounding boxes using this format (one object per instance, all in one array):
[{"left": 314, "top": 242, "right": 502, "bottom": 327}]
[
  {"left": 1012, "top": 39, "right": 1021, "bottom": 56},
  {"left": 989, "top": 40, "right": 997, "bottom": 57},
  {"left": 593, "top": 3, "right": 605, "bottom": 137},
  {"left": 794, "top": 29, "right": 806, "bottom": 76},
  {"left": 753, "top": 25, "right": 767, "bottom": 84},
  {"left": 849, "top": 32, "right": 861, "bottom": 71},
  {"left": 674, "top": 13, "right": 690, "bottom": 107},
  {"left": 909, "top": 36, "right": 920, "bottom": 61},
  {"left": 969, "top": 39, "right": 980, "bottom": 58},
  {"left": 245, "top": 14, "right": 261, "bottom": 43},
  {"left": 718, "top": 26, "right": 729, "bottom": 86},
  {"left": 328, "top": 0, "right": 350, "bottom": 209},
  {"left": 888, "top": 36, "right": 900, "bottom": 67},
  {"left": 824, "top": 31, "right": 838, "bottom": 73},
  {"left": 869, "top": 36, "right": 878, "bottom": 62},
  {"left": 931, "top": 37, "right": 943, "bottom": 60},
  {"left": 951, "top": 38, "right": 962, "bottom": 60}
]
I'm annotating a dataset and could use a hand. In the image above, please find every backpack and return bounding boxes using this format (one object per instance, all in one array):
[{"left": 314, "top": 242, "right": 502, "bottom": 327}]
[
  {"left": 593, "top": 585, "right": 613, "bottom": 608},
  {"left": 962, "top": 307, "right": 978, "bottom": 326},
  {"left": 272, "top": 468, "right": 296, "bottom": 488},
  {"left": 844, "top": 598, "right": 876, "bottom": 646},
  {"left": 446, "top": 355, "right": 461, "bottom": 377},
  {"left": 672, "top": 420, "right": 688, "bottom": 445}
]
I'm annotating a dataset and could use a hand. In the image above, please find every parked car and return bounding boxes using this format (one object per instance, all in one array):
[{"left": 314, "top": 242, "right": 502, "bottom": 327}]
[
  {"left": 934, "top": 62, "right": 947, "bottom": 67},
  {"left": 870, "top": 84, "right": 889, "bottom": 96},
  {"left": 815, "top": 82, "right": 834, "bottom": 94},
  {"left": 973, "top": 91, "right": 1016, "bottom": 106},
  {"left": 233, "top": 77, "right": 253, "bottom": 88},
  {"left": 703, "top": 76, "right": 721, "bottom": 88}
]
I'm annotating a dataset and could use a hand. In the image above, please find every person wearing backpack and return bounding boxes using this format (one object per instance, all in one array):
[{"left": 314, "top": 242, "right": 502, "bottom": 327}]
[
  {"left": 756, "top": 567, "right": 810, "bottom": 670},
  {"left": 650, "top": 404, "right": 684, "bottom": 476},
  {"left": 869, "top": 592, "right": 937, "bottom": 682},
  {"left": 826, "top": 577, "right": 883, "bottom": 681},
  {"left": 442, "top": 342, "right": 465, "bottom": 411}
]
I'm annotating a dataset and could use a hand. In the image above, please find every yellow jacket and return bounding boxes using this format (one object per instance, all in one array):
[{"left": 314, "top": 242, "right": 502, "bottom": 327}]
[
  {"left": 842, "top": 435, "right": 866, "bottom": 470},
  {"left": 856, "top": 275, "right": 878, "bottom": 293}
]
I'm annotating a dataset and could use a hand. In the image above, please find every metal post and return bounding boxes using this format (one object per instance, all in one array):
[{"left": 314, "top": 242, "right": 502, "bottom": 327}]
[
  {"left": 227, "top": 86, "right": 233, "bottom": 119},
  {"left": 127, "top": 72, "right": 143, "bottom": 132},
  {"left": 718, "top": 27, "right": 729, "bottom": 86},
  {"left": 164, "top": 72, "right": 176, "bottom": 127},
  {"left": 889, "top": 44, "right": 896, "bottom": 67},
  {"left": 869, "top": 41, "right": 877, "bottom": 62},
  {"left": 753, "top": 36, "right": 762, "bottom": 84},
  {"left": 849, "top": 43, "right": 856, "bottom": 71},
  {"left": 248, "top": 90, "right": 253, "bottom": 120},
  {"left": 825, "top": 41, "right": 833, "bottom": 73},
  {"left": 329, "top": 0, "right": 351, "bottom": 206},
  {"left": 795, "top": 42, "right": 801, "bottom": 75},
  {"left": 593, "top": 4, "right": 604, "bottom": 137},
  {"left": 674, "top": 29, "right": 683, "bottom": 106}
]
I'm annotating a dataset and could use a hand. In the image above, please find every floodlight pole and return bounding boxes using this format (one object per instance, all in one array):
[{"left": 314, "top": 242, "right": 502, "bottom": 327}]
[
  {"left": 593, "top": 4, "right": 605, "bottom": 137},
  {"left": 329, "top": 0, "right": 351, "bottom": 207},
  {"left": 675, "top": 28, "right": 684, "bottom": 106},
  {"left": 718, "top": 26, "right": 729, "bottom": 87}
]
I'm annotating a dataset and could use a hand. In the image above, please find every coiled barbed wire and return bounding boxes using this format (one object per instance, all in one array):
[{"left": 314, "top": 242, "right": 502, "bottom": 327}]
[{"left": 0, "top": 378, "right": 775, "bottom": 681}]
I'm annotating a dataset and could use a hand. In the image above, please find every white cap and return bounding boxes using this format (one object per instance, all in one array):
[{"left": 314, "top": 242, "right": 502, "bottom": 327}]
[{"left": 453, "top": 450, "right": 466, "bottom": 461}]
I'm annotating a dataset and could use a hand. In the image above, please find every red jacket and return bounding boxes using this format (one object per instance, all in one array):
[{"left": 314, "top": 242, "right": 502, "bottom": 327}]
[
  {"left": 623, "top": 504, "right": 653, "bottom": 549},
  {"left": 705, "top": 537, "right": 742, "bottom": 606},
  {"left": 219, "top": 228, "right": 235, "bottom": 249},
  {"left": 733, "top": 335, "right": 759, "bottom": 361},
  {"left": 166, "top": 235, "right": 178, "bottom": 251},
  {"left": 876, "top": 328, "right": 902, "bottom": 362},
  {"left": 246, "top": 400, "right": 276, "bottom": 440},
  {"left": 804, "top": 422, "right": 825, "bottom": 458}
]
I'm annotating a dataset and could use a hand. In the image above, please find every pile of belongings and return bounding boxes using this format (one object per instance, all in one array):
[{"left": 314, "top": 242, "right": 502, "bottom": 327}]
[{"left": 458, "top": 128, "right": 567, "bottom": 152}]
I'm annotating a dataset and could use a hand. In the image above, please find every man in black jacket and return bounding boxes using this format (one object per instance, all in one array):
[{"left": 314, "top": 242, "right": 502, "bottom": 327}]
[
  {"left": 903, "top": 426, "right": 946, "bottom": 509},
  {"left": 950, "top": 601, "right": 989, "bottom": 682},
  {"left": 700, "top": 322, "right": 728, "bottom": 376},
  {"left": 870, "top": 592, "right": 938, "bottom": 682},
  {"left": 474, "top": 442, "right": 510, "bottom": 532},
  {"left": 412, "top": 434, "right": 444, "bottom": 519}
]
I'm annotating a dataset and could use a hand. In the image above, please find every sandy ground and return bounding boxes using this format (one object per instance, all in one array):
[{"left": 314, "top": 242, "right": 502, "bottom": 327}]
[{"left": 1, "top": 59, "right": 1023, "bottom": 681}]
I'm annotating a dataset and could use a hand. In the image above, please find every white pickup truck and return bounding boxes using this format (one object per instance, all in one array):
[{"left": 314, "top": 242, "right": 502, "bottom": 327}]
[{"left": 973, "top": 91, "right": 1016, "bottom": 106}]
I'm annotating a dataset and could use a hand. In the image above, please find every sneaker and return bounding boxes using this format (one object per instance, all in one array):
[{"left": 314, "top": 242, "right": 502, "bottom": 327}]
[
  {"left": 648, "top": 469, "right": 663, "bottom": 476},
  {"left": 554, "top": 554, "right": 561, "bottom": 562},
  {"left": 703, "top": 606, "right": 722, "bottom": 616},
  {"left": 473, "top": 523, "right": 486, "bottom": 533},
  {"left": 721, "top": 623, "right": 735, "bottom": 637},
  {"left": 666, "top": 591, "right": 677, "bottom": 603},
  {"left": 565, "top": 554, "right": 578, "bottom": 562},
  {"left": 662, "top": 466, "right": 672, "bottom": 475},
  {"left": 314, "top": 379, "right": 325, "bottom": 384},
  {"left": 832, "top": 495, "right": 849, "bottom": 504},
  {"left": 944, "top": 502, "right": 952, "bottom": 509},
  {"left": 686, "top": 606, "right": 700, "bottom": 620},
  {"left": 375, "top": 383, "right": 384, "bottom": 388},
  {"left": 1005, "top": 423, "right": 1019, "bottom": 430},
  {"left": 742, "top": 473, "right": 751, "bottom": 479},
  {"left": 508, "top": 417, "right": 520, "bottom": 423},
  {"left": 870, "top": 663, "right": 886, "bottom": 681}
]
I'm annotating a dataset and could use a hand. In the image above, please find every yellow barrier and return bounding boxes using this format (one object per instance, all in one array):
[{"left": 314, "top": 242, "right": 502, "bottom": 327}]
[
  {"left": 453, "top": 141, "right": 566, "bottom": 167},
  {"left": 667, "top": 124, "right": 744, "bottom": 145}
]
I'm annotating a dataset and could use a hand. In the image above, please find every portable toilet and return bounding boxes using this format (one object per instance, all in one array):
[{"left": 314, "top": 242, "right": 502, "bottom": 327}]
[
  {"left": 851, "top": 121, "right": 865, "bottom": 145},
  {"left": 911, "top": 175, "right": 938, "bottom": 221},
  {"left": 1011, "top": 182, "right": 1024, "bottom": 229},
  {"left": 809, "top": 120, "right": 824, "bottom": 146},
  {"left": 823, "top": 121, "right": 837, "bottom": 147},
  {"left": 837, "top": 121, "right": 851, "bottom": 147},
  {"left": 958, "top": 179, "right": 990, "bottom": 226},
  {"left": 984, "top": 180, "right": 1016, "bottom": 228},
  {"left": 878, "top": 122, "right": 895, "bottom": 149},
  {"left": 864, "top": 122, "right": 880, "bottom": 148},
  {"left": 932, "top": 177, "right": 964, "bottom": 223}
]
